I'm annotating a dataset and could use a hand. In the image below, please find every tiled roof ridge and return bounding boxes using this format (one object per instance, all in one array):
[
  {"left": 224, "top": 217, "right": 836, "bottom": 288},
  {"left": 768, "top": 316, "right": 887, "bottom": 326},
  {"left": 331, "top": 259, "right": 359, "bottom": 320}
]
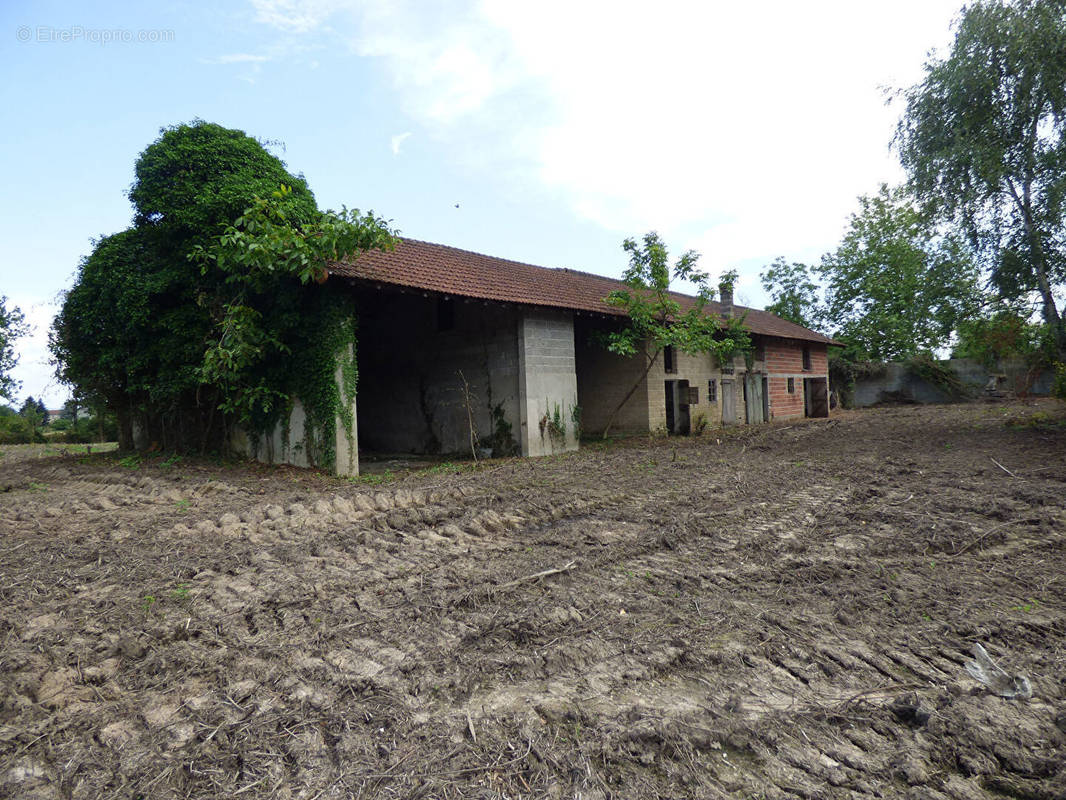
[{"left": 331, "top": 237, "right": 840, "bottom": 345}]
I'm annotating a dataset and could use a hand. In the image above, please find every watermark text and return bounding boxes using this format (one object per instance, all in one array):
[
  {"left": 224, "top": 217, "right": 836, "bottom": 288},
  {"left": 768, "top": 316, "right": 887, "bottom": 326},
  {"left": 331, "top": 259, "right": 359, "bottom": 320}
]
[{"left": 16, "top": 26, "right": 175, "bottom": 45}]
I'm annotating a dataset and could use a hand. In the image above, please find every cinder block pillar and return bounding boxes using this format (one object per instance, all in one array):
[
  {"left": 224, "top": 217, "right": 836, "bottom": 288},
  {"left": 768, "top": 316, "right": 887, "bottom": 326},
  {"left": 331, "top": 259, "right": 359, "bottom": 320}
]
[{"left": 517, "top": 311, "right": 579, "bottom": 457}]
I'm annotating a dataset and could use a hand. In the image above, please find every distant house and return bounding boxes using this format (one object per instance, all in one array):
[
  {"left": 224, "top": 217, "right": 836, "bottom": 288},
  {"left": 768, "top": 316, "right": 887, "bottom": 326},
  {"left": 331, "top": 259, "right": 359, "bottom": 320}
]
[{"left": 236, "top": 239, "right": 839, "bottom": 475}]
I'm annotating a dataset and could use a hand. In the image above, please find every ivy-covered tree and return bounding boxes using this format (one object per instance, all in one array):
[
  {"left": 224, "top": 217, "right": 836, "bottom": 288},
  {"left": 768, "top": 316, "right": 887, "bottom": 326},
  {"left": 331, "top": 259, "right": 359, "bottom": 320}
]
[
  {"left": 0, "top": 296, "right": 29, "bottom": 402},
  {"left": 51, "top": 121, "right": 394, "bottom": 461},
  {"left": 190, "top": 187, "right": 393, "bottom": 468},
  {"left": 896, "top": 0, "right": 1066, "bottom": 348},
  {"left": 817, "top": 186, "right": 982, "bottom": 361},
  {"left": 759, "top": 258, "right": 821, "bottom": 328},
  {"left": 598, "top": 232, "right": 750, "bottom": 437}
]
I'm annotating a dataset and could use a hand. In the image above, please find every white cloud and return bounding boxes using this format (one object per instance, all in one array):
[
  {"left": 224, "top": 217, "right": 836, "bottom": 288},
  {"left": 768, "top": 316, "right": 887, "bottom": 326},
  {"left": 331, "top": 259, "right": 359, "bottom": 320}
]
[
  {"left": 390, "top": 131, "right": 412, "bottom": 155},
  {"left": 251, "top": 0, "right": 961, "bottom": 304},
  {"left": 204, "top": 53, "right": 271, "bottom": 64},
  {"left": 250, "top": 0, "right": 354, "bottom": 33}
]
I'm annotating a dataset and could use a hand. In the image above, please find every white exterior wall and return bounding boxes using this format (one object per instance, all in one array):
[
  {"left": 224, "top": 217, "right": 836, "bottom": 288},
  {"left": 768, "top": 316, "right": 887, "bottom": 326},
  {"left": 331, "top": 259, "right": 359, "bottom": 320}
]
[{"left": 518, "top": 310, "right": 579, "bottom": 457}]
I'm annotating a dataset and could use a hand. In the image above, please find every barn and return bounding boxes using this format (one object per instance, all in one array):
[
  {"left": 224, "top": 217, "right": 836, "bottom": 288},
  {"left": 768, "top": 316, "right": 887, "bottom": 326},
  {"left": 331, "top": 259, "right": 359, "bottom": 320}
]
[{"left": 237, "top": 239, "right": 838, "bottom": 475}]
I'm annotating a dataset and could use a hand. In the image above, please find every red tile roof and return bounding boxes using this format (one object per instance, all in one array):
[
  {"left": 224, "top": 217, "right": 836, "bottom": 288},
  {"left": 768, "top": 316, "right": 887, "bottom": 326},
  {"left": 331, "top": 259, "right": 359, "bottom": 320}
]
[{"left": 330, "top": 238, "right": 840, "bottom": 345}]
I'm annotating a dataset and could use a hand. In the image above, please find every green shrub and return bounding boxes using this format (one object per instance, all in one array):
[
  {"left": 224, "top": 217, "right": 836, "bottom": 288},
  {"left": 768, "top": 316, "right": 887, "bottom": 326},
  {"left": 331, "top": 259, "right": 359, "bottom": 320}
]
[
  {"left": 0, "top": 415, "right": 43, "bottom": 444},
  {"left": 1053, "top": 362, "right": 1066, "bottom": 401},
  {"left": 61, "top": 414, "right": 119, "bottom": 443}
]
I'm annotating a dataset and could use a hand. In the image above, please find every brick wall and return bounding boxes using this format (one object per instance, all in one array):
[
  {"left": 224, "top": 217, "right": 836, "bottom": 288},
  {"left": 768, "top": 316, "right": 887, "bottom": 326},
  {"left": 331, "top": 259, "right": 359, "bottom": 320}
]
[{"left": 762, "top": 337, "right": 829, "bottom": 421}]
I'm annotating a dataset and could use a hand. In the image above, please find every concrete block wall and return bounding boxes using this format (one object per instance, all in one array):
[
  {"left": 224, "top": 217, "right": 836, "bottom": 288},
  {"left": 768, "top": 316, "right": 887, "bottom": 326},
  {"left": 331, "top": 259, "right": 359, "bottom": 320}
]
[
  {"left": 518, "top": 310, "right": 579, "bottom": 456},
  {"left": 852, "top": 357, "right": 1053, "bottom": 408}
]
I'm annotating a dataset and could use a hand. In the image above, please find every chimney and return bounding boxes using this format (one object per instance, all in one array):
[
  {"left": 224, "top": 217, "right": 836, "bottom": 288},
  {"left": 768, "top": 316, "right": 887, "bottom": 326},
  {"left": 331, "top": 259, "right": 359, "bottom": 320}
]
[{"left": 718, "top": 280, "right": 734, "bottom": 319}]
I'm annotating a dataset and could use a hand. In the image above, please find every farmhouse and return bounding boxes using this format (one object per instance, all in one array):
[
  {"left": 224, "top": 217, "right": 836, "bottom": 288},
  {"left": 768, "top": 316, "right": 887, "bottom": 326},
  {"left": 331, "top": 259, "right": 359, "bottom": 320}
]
[{"left": 240, "top": 239, "right": 837, "bottom": 475}]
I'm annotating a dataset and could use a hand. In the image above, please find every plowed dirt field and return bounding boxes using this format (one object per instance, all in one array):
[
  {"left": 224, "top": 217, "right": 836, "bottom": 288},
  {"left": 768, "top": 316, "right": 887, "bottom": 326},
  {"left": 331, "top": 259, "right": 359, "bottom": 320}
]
[{"left": 1, "top": 401, "right": 1064, "bottom": 799}]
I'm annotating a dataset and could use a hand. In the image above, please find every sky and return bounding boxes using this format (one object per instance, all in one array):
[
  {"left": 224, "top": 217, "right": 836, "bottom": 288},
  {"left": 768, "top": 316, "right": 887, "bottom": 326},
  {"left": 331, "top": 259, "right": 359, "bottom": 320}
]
[{"left": 1, "top": 0, "right": 964, "bottom": 408}]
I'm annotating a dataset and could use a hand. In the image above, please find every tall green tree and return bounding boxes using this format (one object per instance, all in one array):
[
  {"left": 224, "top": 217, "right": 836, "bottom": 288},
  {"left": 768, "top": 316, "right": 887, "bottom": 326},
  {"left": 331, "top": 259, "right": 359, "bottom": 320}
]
[
  {"left": 598, "top": 232, "right": 750, "bottom": 437},
  {"left": 817, "top": 186, "right": 982, "bottom": 361},
  {"left": 759, "top": 258, "right": 821, "bottom": 328},
  {"left": 0, "top": 296, "right": 29, "bottom": 402},
  {"left": 896, "top": 0, "right": 1066, "bottom": 346}
]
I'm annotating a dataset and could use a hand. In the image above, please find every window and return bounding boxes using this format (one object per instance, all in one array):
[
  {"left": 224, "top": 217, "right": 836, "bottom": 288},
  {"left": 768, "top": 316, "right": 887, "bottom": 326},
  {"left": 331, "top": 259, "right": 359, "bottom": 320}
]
[
  {"left": 707, "top": 379, "right": 717, "bottom": 401},
  {"left": 688, "top": 386, "right": 699, "bottom": 405},
  {"left": 802, "top": 345, "right": 812, "bottom": 371},
  {"left": 787, "top": 377, "right": 795, "bottom": 394},
  {"left": 437, "top": 297, "right": 455, "bottom": 331},
  {"left": 663, "top": 345, "right": 676, "bottom": 374}
]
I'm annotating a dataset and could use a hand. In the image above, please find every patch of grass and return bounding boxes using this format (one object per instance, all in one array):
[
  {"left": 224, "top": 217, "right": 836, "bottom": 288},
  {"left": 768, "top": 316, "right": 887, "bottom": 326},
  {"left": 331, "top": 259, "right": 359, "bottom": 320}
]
[
  {"left": 119, "top": 454, "right": 141, "bottom": 470},
  {"left": 1011, "top": 598, "right": 1040, "bottom": 613},
  {"left": 350, "top": 469, "right": 394, "bottom": 486},
  {"left": 1004, "top": 409, "right": 1066, "bottom": 430}
]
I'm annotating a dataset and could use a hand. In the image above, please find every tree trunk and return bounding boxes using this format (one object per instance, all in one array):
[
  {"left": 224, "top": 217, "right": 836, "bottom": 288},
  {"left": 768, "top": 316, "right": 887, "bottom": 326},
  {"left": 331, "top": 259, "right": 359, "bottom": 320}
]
[
  {"left": 602, "top": 348, "right": 660, "bottom": 440},
  {"left": 1006, "top": 179, "right": 1063, "bottom": 348},
  {"left": 116, "top": 410, "right": 134, "bottom": 450}
]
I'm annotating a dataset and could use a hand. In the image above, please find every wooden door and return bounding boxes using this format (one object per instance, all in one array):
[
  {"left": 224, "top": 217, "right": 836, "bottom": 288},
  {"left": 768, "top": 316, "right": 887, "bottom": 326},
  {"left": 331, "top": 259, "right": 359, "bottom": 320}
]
[{"left": 721, "top": 380, "right": 735, "bottom": 425}]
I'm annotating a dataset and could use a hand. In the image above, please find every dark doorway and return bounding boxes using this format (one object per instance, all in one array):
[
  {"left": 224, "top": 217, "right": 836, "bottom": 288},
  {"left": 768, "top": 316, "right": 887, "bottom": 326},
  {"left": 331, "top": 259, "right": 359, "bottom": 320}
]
[
  {"left": 664, "top": 380, "right": 674, "bottom": 433},
  {"left": 664, "top": 380, "right": 691, "bottom": 435},
  {"left": 804, "top": 377, "right": 829, "bottom": 418}
]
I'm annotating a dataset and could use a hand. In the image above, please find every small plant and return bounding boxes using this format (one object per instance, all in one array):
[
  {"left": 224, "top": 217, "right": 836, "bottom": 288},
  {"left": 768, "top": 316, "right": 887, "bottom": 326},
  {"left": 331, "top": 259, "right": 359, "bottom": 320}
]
[
  {"left": 1012, "top": 598, "right": 1040, "bottom": 613},
  {"left": 489, "top": 403, "right": 518, "bottom": 456},
  {"left": 170, "top": 584, "right": 190, "bottom": 601},
  {"left": 28, "top": 482, "right": 48, "bottom": 492},
  {"left": 162, "top": 453, "right": 182, "bottom": 468},
  {"left": 119, "top": 454, "right": 141, "bottom": 470},
  {"left": 692, "top": 412, "right": 708, "bottom": 436},
  {"left": 351, "top": 470, "right": 394, "bottom": 486},
  {"left": 538, "top": 402, "right": 566, "bottom": 446},
  {"left": 142, "top": 595, "right": 157, "bottom": 615},
  {"left": 426, "top": 461, "right": 460, "bottom": 475},
  {"left": 175, "top": 499, "right": 191, "bottom": 512}
]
